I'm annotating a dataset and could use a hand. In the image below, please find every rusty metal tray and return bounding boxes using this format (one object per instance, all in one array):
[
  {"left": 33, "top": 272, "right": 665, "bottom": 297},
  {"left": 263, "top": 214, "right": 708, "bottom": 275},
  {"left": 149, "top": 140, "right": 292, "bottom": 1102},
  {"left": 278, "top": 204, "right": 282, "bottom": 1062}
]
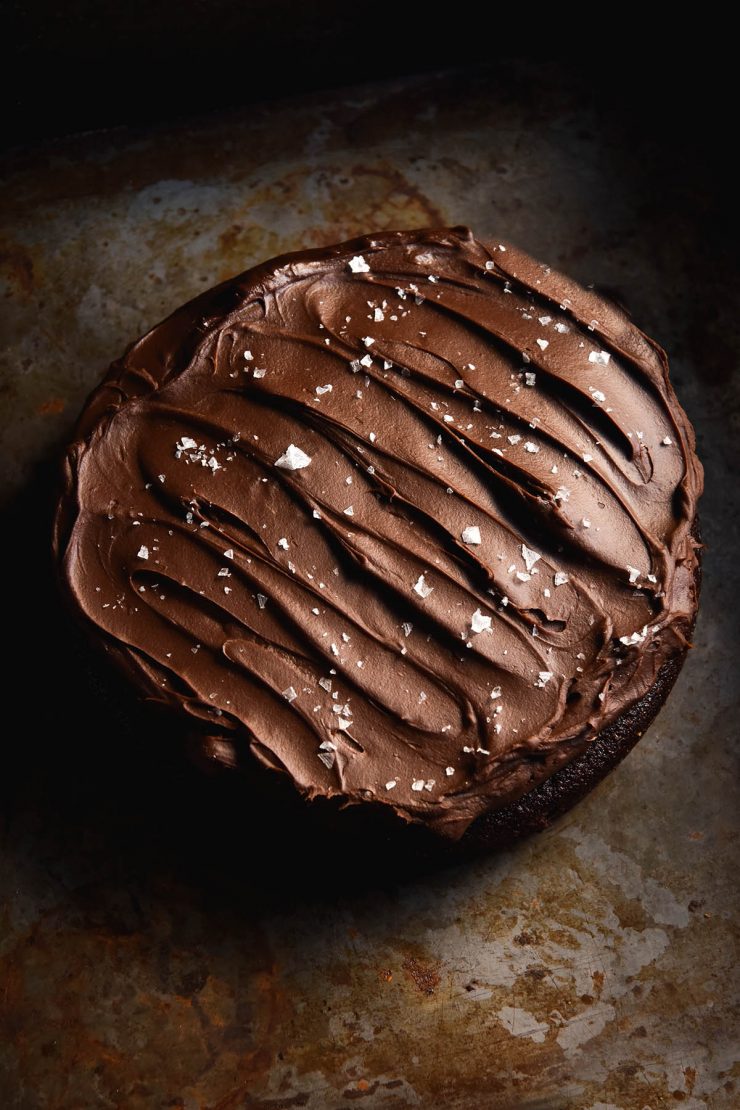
[{"left": 1, "top": 66, "right": 737, "bottom": 1109}]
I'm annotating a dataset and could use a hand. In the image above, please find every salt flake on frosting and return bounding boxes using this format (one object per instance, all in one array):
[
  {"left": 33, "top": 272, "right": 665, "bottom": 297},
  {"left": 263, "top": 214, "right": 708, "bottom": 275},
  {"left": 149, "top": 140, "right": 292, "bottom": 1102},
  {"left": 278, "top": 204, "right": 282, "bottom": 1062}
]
[
  {"left": 282, "top": 686, "right": 297, "bottom": 702},
  {"left": 588, "top": 350, "right": 611, "bottom": 365},
  {"left": 462, "top": 525, "right": 481, "bottom": 546},
  {"left": 348, "top": 255, "right": 370, "bottom": 273},
  {"left": 553, "top": 571, "right": 569, "bottom": 586},
  {"left": 137, "top": 545, "right": 149, "bottom": 560},
  {"left": 627, "top": 565, "right": 641, "bottom": 584},
  {"left": 521, "top": 544, "right": 541, "bottom": 572},
  {"left": 470, "top": 609, "right": 492, "bottom": 633},
  {"left": 275, "top": 444, "right": 312, "bottom": 470},
  {"left": 413, "top": 575, "right": 433, "bottom": 599},
  {"left": 536, "top": 338, "right": 549, "bottom": 351},
  {"left": 536, "top": 671, "right": 553, "bottom": 687},
  {"left": 619, "top": 625, "right": 649, "bottom": 647}
]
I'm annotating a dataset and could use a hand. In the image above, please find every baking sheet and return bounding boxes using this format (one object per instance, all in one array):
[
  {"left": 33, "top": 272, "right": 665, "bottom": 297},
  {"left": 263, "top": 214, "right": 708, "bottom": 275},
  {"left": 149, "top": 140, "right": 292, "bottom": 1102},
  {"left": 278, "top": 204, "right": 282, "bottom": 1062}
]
[{"left": 1, "top": 66, "right": 738, "bottom": 1109}]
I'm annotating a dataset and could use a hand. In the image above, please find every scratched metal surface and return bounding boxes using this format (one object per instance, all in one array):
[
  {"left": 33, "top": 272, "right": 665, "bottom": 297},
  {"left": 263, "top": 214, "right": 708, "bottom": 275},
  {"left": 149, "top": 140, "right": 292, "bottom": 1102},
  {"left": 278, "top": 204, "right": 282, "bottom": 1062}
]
[{"left": 1, "top": 67, "right": 738, "bottom": 1109}]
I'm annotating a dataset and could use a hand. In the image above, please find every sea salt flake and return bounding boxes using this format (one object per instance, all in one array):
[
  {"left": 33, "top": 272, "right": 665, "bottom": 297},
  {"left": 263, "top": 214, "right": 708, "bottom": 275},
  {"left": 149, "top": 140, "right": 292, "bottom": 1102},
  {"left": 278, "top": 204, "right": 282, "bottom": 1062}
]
[
  {"left": 253, "top": 368, "right": 267, "bottom": 379},
  {"left": 524, "top": 372, "right": 537, "bottom": 387},
  {"left": 275, "top": 444, "right": 312, "bottom": 470},
  {"left": 224, "top": 549, "right": 234, "bottom": 559},
  {"left": 554, "top": 486, "right": 570, "bottom": 502},
  {"left": 536, "top": 338, "right": 549, "bottom": 351},
  {"left": 360, "top": 354, "right": 373, "bottom": 368},
  {"left": 553, "top": 571, "right": 569, "bottom": 586},
  {"left": 386, "top": 780, "right": 397, "bottom": 790},
  {"left": 508, "top": 434, "right": 521, "bottom": 445},
  {"left": 413, "top": 575, "right": 433, "bottom": 599},
  {"left": 411, "top": 780, "right": 425, "bottom": 792},
  {"left": 524, "top": 441, "right": 540, "bottom": 453},
  {"left": 627, "top": 565, "right": 641, "bottom": 584},
  {"left": 282, "top": 686, "right": 297, "bottom": 702},
  {"left": 424, "top": 779, "right": 435, "bottom": 791},
  {"left": 554, "top": 322, "right": 570, "bottom": 334},
  {"left": 445, "top": 766, "right": 455, "bottom": 776},
  {"left": 490, "top": 686, "right": 502, "bottom": 700},
  {"left": 462, "top": 525, "right": 481, "bottom": 546},
  {"left": 257, "top": 594, "right": 267, "bottom": 609},
  {"left": 588, "top": 350, "right": 611, "bottom": 365},
  {"left": 589, "top": 388, "right": 606, "bottom": 403},
  {"left": 363, "top": 336, "right": 375, "bottom": 348},
  {"left": 277, "top": 538, "right": 289, "bottom": 550},
  {"left": 137, "top": 545, "right": 149, "bottom": 560},
  {"left": 515, "top": 571, "right": 531, "bottom": 582},
  {"left": 581, "top": 518, "right": 591, "bottom": 528},
  {"left": 349, "top": 359, "right": 362, "bottom": 373},
  {"left": 470, "top": 608, "right": 492, "bottom": 634},
  {"left": 536, "top": 671, "right": 553, "bottom": 687},
  {"left": 619, "top": 625, "right": 649, "bottom": 647},
  {"left": 662, "top": 436, "right": 673, "bottom": 445},
  {"left": 402, "top": 622, "right": 413, "bottom": 637},
  {"left": 319, "top": 678, "right": 332, "bottom": 692},
  {"left": 348, "top": 255, "right": 370, "bottom": 273},
  {"left": 315, "top": 383, "right": 333, "bottom": 395},
  {"left": 243, "top": 350, "right": 253, "bottom": 361},
  {"left": 343, "top": 506, "right": 354, "bottom": 517},
  {"left": 521, "top": 544, "right": 541, "bottom": 572},
  {"left": 373, "top": 307, "right": 384, "bottom": 322}
]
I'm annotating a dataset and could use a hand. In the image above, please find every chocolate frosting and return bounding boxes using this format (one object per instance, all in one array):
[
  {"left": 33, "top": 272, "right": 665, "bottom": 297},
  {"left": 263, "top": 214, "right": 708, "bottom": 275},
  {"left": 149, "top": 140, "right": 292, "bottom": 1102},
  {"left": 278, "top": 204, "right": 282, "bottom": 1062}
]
[{"left": 55, "top": 228, "right": 703, "bottom": 839}]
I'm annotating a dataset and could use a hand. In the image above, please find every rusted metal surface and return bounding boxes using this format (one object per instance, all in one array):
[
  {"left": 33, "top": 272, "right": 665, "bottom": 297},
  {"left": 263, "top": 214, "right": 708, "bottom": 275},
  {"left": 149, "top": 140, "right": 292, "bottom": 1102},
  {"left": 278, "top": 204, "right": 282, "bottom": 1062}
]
[{"left": 1, "top": 67, "right": 738, "bottom": 1108}]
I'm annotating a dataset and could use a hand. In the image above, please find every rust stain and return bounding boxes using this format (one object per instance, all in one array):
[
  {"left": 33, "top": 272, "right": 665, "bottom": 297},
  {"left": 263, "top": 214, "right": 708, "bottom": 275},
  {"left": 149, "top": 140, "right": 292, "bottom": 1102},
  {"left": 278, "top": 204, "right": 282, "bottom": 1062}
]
[
  {"left": 342, "top": 1078, "right": 379, "bottom": 1100},
  {"left": 513, "top": 930, "right": 538, "bottom": 946},
  {"left": 401, "top": 955, "right": 441, "bottom": 996},
  {"left": 36, "top": 397, "right": 67, "bottom": 416},
  {"left": 0, "top": 243, "right": 35, "bottom": 297}
]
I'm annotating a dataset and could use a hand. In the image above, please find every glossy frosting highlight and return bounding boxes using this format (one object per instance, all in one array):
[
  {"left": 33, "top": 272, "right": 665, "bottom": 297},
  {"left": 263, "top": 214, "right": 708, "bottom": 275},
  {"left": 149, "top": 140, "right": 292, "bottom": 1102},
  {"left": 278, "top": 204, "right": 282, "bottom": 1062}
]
[{"left": 56, "top": 228, "right": 703, "bottom": 839}]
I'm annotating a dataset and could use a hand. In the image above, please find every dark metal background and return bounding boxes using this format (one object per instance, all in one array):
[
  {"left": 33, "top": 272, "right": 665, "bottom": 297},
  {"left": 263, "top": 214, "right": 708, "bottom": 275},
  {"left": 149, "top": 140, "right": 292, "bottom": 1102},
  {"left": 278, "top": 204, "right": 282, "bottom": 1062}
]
[{"left": 1, "top": 65, "right": 738, "bottom": 1109}]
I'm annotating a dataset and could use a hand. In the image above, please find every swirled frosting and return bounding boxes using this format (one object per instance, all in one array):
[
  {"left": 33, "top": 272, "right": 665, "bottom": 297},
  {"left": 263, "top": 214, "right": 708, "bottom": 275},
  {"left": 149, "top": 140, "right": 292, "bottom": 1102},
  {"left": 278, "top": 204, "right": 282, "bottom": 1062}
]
[{"left": 55, "top": 228, "right": 702, "bottom": 839}]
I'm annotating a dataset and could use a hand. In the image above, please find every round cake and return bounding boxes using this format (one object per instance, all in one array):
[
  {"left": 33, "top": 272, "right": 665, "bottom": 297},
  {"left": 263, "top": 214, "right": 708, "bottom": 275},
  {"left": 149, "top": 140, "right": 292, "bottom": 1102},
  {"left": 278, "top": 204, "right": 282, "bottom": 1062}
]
[{"left": 54, "top": 227, "right": 703, "bottom": 855}]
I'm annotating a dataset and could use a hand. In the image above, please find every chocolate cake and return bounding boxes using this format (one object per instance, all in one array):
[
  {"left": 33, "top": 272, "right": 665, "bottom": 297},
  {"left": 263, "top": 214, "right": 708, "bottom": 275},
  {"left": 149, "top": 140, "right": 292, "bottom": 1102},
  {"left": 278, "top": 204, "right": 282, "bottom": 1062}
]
[{"left": 54, "top": 228, "right": 703, "bottom": 854}]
